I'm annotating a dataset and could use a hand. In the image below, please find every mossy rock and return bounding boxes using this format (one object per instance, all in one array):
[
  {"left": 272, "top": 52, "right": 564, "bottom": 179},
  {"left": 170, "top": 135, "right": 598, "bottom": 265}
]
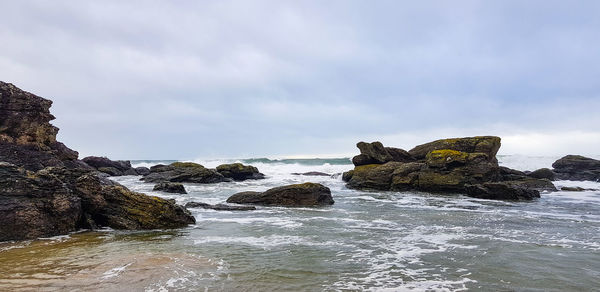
[
  {"left": 408, "top": 136, "right": 501, "bottom": 161},
  {"left": 170, "top": 162, "right": 205, "bottom": 169},
  {"left": 216, "top": 163, "right": 264, "bottom": 181},
  {"left": 347, "top": 162, "right": 403, "bottom": 190},
  {"left": 227, "top": 182, "right": 334, "bottom": 206},
  {"left": 425, "top": 150, "right": 469, "bottom": 168}
]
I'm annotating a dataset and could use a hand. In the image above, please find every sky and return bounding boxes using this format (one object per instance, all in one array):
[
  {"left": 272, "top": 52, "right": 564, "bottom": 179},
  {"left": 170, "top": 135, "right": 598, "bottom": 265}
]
[{"left": 1, "top": 1, "right": 599, "bottom": 159}]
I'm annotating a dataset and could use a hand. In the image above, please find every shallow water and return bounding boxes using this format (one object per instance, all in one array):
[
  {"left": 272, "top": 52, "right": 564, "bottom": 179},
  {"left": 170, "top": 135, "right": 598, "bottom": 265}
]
[{"left": 1, "top": 157, "right": 599, "bottom": 291}]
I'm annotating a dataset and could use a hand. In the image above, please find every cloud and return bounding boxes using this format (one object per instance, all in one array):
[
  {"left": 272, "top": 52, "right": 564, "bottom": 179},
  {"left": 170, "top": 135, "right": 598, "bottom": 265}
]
[{"left": 0, "top": 1, "right": 598, "bottom": 159}]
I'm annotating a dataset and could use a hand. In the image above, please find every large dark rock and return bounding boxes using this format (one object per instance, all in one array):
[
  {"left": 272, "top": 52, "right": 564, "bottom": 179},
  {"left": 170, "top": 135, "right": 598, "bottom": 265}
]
[
  {"left": 142, "top": 162, "right": 229, "bottom": 183},
  {"left": 153, "top": 182, "right": 187, "bottom": 194},
  {"left": 0, "top": 81, "right": 195, "bottom": 241},
  {"left": 135, "top": 167, "right": 151, "bottom": 176},
  {"left": 0, "top": 163, "right": 195, "bottom": 241},
  {"left": 552, "top": 155, "right": 600, "bottom": 181},
  {"left": 184, "top": 202, "right": 256, "bottom": 211},
  {"left": 81, "top": 156, "right": 142, "bottom": 176},
  {"left": 227, "top": 183, "right": 334, "bottom": 206},
  {"left": 216, "top": 163, "right": 265, "bottom": 181},
  {"left": 344, "top": 136, "right": 554, "bottom": 200},
  {"left": 408, "top": 136, "right": 501, "bottom": 162},
  {"left": 527, "top": 168, "right": 556, "bottom": 181}
]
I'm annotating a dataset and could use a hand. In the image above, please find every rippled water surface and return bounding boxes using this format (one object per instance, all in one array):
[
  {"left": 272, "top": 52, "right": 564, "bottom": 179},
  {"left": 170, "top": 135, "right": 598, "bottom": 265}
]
[{"left": 1, "top": 157, "right": 599, "bottom": 291}]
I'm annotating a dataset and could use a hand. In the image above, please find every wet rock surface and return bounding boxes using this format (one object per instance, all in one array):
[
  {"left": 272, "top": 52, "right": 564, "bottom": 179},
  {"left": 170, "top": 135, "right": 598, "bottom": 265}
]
[
  {"left": 552, "top": 155, "right": 600, "bottom": 181},
  {"left": 142, "top": 162, "right": 229, "bottom": 183},
  {"left": 216, "top": 163, "right": 265, "bottom": 181},
  {"left": 153, "top": 182, "right": 187, "bottom": 194},
  {"left": 227, "top": 183, "right": 334, "bottom": 206}
]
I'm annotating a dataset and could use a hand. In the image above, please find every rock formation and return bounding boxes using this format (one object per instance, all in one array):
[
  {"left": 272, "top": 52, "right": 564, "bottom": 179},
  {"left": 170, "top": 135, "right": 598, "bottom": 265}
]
[
  {"left": 216, "top": 163, "right": 265, "bottom": 181},
  {"left": 142, "top": 162, "right": 229, "bottom": 183},
  {"left": 342, "top": 137, "right": 555, "bottom": 201},
  {"left": 153, "top": 182, "right": 187, "bottom": 194},
  {"left": 0, "top": 81, "right": 195, "bottom": 241},
  {"left": 227, "top": 183, "right": 334, "bottom": 206},
  {"left": 552, "top": 155, "right": 600, "bottom": 181},
  {"left": 82, "top": 156, "right": 146, "bottom": 176}
]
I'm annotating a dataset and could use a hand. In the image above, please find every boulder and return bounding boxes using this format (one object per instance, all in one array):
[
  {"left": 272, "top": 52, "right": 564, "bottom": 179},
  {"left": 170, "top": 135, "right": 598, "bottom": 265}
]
[
  {"left": 81, "top": 156, "right": 140, "bottom": 176},
  {"left": 465, "top": 182, "right": 540, "bottom": 201},
  {"left": 552, "top": 155, "right": 600, "bottom": 181},
  {"left": 527, "top": 168, "right": 556, "bottom": 181},
  {"left": 142, "top": 162, "right": 229, "bottom": 183},
  {"left": 342, "top": 170, "right": 354, "bottom": 182},
  {"left": 184, "top": 202, "right": 256, "bottom": 211},
  {"left": 351, "top": 142, "right": 414, "bottom": 166},
  {"left": 408, "top": 136, "right": 501, "bottom": 162},
  {"left": 216, "top": 163, "right": 265, "bottom": 181},
  {"left": 226, "top": 183, "right": 334, "bottom": 206},
  {"left": 134, "top": 167, "right": 151, "bottom": 176},
  {"left": 153, "top": 182, "right": 187, "bottom": 194}
]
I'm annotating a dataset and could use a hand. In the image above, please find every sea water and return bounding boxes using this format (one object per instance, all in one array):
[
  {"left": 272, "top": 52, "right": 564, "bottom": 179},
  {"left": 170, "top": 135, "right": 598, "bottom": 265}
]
[{"left": 1, "top": 156, "right": 599, "bottom": 291}]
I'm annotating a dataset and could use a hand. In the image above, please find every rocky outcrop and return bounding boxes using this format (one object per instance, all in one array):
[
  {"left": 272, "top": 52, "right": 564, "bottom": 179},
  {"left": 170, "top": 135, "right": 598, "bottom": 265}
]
[
  {"left": 216, "top": 163, "right": 265, "bottom": 181},
  {"left": 0, "top": 163, "right": 195, "bottom": 241},
  {"left": 0, "top": 82, "right": 195, "bottom": 241},
  {"left": 352, "top": 141, "right": 414, "bottom": 166},
  {"left": 184, "top": 201, "right": 256, "bottom": 211},
  {"left": 142, "top": 162, "right": 229, "bottom": 183},
  {"left": 0, "top": 81, "right": 88, "bottom": 171},
  {"left": 81, "top": 156, "right": 143, "bottom": 176},
  {"left": 226, "top": 183, "right": 334, "bottom": 206},
  {"left": 552, "top": 155, "right": 600, "bottom": 181},
  {"left": 153, "top": 182, "right": 187, "bottom": 194},
  {"left": 343, "top": 136, "right": 555, "bottom": 201}
]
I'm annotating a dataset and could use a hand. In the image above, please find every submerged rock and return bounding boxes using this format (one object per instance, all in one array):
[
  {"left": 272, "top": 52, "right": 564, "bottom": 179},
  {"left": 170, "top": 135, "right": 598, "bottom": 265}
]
[
  {"left": 343, "top": 136, "right": 553, "bottom": 200},
  {"left": 292, "top": 171, "right": 331, "bottom": 176},
  {"left": 227, "top": 183, "right": 334, "bottom": 206},
  {"left": 216, "top": 163, "right": 265, "bottom": 181},
  {"left": 552, "top": 155, "right": 600, "bottom": 181},
  {"left": 184, "top": 202, "right": 256, "bottom": 211},
  {"left": 561, "top": 186, "right": 586, "bottom": 192},
  {"left": 142, "top": 162, "right": 229, "bottom": 183},
  {"left": 0, "top": 81, "right": 195, "bottom": 241},
  {"left": 153, "top": 182, "right": 187, "bottom": 194}
]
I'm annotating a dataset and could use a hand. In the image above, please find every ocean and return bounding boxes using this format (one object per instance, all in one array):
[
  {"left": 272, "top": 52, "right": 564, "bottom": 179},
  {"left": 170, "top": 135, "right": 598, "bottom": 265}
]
[{"left": 1, "top": 155, "right": 599, "bottom": 291}]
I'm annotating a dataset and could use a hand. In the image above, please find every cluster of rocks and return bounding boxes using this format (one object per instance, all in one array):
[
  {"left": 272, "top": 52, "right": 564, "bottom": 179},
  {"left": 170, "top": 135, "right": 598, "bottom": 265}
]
[
  {"left": 142, "top": 162, "right": 264, "bottom": 184},
  {"left": 81, "top": 156, "right": 150, "bottom": 176},
  {"left": 0, "top": 81, "right": 195, "bottom": 241},
  {"left": 343, "top": 137, "right": 557, "bottom": 200}
]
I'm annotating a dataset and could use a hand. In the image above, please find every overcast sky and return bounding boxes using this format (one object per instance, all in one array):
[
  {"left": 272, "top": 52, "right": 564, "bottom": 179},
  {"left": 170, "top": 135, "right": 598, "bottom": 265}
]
[{"left": 1, "top": 1, "right": 599, "bottom": 159}]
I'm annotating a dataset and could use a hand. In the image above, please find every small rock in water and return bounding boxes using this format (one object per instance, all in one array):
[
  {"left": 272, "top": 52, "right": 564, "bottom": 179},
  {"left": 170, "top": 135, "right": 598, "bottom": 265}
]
[
  {"left": 153, "top": 182, "right": 187, "bottom": 194},
  {"left": 184, "top": 202, "right": 256, "bottom": 211},
  {"left": 560, "top": 186, "right": 586, "bottom": 192},
  {"left": 291, "top": 171, "right": 331, "bottom": 176}
]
